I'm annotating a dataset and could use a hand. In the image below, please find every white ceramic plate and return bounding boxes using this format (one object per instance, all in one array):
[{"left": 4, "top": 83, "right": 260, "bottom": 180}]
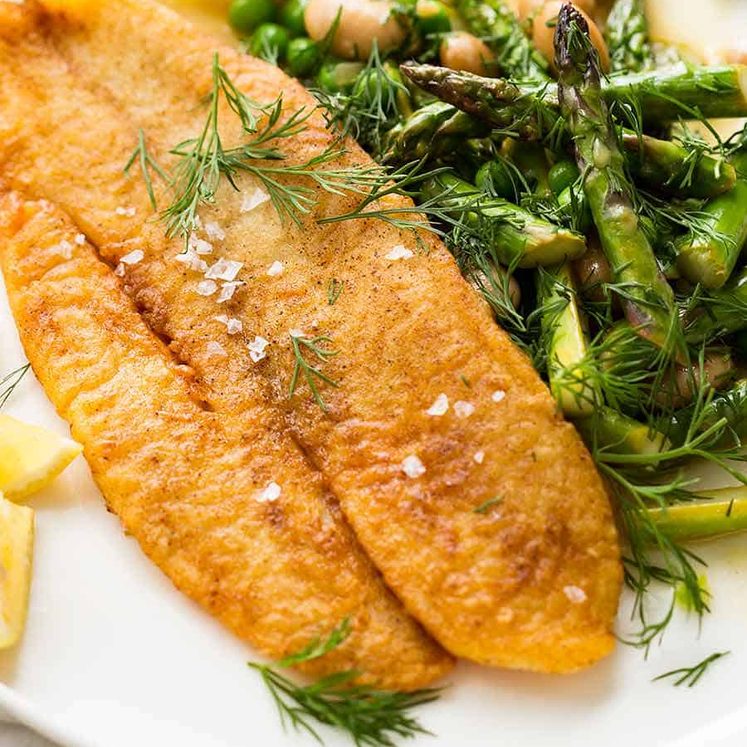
[
  {"left": 2, "top": 255, "right": 747, "bottom": 747},
  {"left": 2, "top": 1, "right": 747, "bottom": 743}
]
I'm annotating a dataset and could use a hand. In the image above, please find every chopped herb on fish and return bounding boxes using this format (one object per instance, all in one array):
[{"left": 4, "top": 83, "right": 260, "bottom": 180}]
[{"left": 289, "top": 333, "right": 340, "bottom": 412}]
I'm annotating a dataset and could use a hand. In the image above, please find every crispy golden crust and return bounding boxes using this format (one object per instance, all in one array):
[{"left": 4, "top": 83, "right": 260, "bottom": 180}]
[
  {"left": 0, "top": 0, "right": 622, "bottom": 672},
  {"left": 0, "top": 193, "right": 452, "bottom": 688}
]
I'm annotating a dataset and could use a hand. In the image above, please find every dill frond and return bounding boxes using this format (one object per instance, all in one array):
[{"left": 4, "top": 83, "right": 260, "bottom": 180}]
[
  {"left": 0, "top": 364, "right": 30, "bottom": 409},
  {"left": 249, "top": 618, "right": 442, "bottom": 746},
  {"left": 653, "top": 651, "right": 730, "bottom": 687},
  {"left": 289, "top": 333, "right": 340, "bottom": 412}
]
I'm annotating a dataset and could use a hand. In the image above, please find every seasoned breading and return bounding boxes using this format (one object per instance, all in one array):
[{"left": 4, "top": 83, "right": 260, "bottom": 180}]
[
  {"left": 0, "top": 0, "right": 622, "bottom": 672},
  {"left": 0, "top": 193, "right": 452, "bottom": 688}
]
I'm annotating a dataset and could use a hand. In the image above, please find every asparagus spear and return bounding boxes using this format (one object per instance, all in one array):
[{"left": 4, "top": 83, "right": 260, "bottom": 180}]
[
  {"left": 538, "top": 263, "right": 599, "bottom": 416},
  {"left": 574, "top": 406, "right": 669, "bottom": 456},
  {"left": 685, "top": 265, "right": 747, "bottom": 341},
  {"left": 380, "top": 101, "right": 489, "bottom": 164},
  {"left": 675, "top": 152, "right": 747, "bottom": 289},
  {"left": 605, "top": 0, "right": 654, "bottom": 73},
  {"left": 555, "top": 4, "right": 680, "bottom": 352},
  {"left": 621, "top": 131, "right": 736, "bottom": 199},
  {"left": 420, "top": 172, "right": 586, "bottom": 267},
  {"left": 399, "top": 64, "right": 737, "bottom": 197},
  {"left": 647, "top": 487, "right": 747, "bottom": 542},
  {"left": 456, "top": 0, "right": 550, "bottom": 82},
  {"left": 402, "top": 63, "right": 747, "bottom": 126}
]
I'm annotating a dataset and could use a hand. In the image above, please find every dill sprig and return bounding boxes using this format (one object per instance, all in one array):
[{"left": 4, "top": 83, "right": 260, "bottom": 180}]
[
  {"left": 289, "top": 333, "right": 340, "bottom": 412},
  {"left": 314, "top": 43, "right": 409, "bottom": 155},
  {"left": 162, "top": 54, "right": 316, "bottom": 237},
  {"left": 653, "top": 651, "right": 730, "bottom": 687},
  {"left": 249, "top": 618, "right": 442, "bottom": 746},
  {"left": 124, "top": 128, "right": 169, "bottom": 211},
  {"left": 135, "top": 54, "right": 392, "bottom": 239},
  {"left": 0, "top": 364, "right": 30, "bottom": 409},
  {"left": 473, "top": 496, "right": 503, "bottom": 514},
  {"left": 327, "top": 279, "right": 344, "bottom": 306}
]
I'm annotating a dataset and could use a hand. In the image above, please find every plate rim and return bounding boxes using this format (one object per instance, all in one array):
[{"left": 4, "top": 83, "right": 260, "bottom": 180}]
[{"left": 0, "top": 683, "right": 89, "bottom": 747}]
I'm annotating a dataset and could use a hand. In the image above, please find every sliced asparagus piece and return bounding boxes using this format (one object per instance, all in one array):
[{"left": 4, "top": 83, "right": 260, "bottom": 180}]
[
  {"left": 675, "top": 152, "right": 747, "bottom": 289},
  {"left": 538, "top": 263, "right": 598, "bottom": 416},
  {"left": 555, "top": 5, "right": 679, "bottom": 352},
  {"left": 574, "top": 406, "right": 669, "bottom": 456},
  {"left": 621, "top": 131, "right": 736, "bottom": 199},
  {"left": 605, "top": 0, "right": 654, "bottom": 73},
  {"left": 402, "top": 63, "right": 747, "bottom": 126},
  {"left": 456, "top": 0, "right": 550, "bottom": 82},
  {"left": 420, "top": 172, "right": 586, "bottom": 267},
  {"left": 608, "top": 64, "right": 747, "bottom": 122},
  {"left": 648, "top": 487, "right": 747, "bottom": 542},
  {"left": 380, "top": 101, "right": 489, "bottom": 164},
  {"left": 685, "top": 266, "right": 747, "bottom": 341},
  {"left": 400, "top": 64, "right": 736, "bottom": 198}
]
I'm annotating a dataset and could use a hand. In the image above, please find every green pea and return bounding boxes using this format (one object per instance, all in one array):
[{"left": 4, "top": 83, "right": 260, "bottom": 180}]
[
  {"left": 416, "top": 0, "right": 452, "bottom": 36},
  {"left": 280, "top": 0, "right": 309, "bottom": 36},
  {"left": 249, "top": 23, "right": 290, "bottom": 62},
  {"left": 316, "top": 60, "right": 365, "bottom": 94},
  {"left": 228, "top": 0, "right": 276, "bottom": 34},
  {"left": 548, "top": 159, "right": 581, "bottom": 196},
  {"left": 286, "top": 37, "right": 321, "bottom": 78},
  {"left": 475, "top": 160, "right": 515, "bottom": 200}
]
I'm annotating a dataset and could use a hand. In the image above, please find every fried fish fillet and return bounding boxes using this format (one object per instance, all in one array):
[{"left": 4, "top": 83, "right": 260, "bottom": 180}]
[
  {"left": 0, "top": 192, "right": 451, "bottom": 687},
  {"left": 0, "top": 0, "right": 622, "bottom": 672}
]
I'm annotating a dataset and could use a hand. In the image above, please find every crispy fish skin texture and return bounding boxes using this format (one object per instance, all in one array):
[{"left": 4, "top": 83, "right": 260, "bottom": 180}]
[
  {"left": 1, "top": 0, "right": 622, "bottom": 672},
  {"left": 0, "top": 193, "right": 452, "bottom": 688}
]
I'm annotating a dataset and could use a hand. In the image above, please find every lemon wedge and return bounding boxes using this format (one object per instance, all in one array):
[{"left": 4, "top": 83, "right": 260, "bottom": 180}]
[
  {"left": 0, "top": 493, "right": 34, "bottom": 649},
  {"left": 0, "top": 413, "right": 82, "bottom": 501}
]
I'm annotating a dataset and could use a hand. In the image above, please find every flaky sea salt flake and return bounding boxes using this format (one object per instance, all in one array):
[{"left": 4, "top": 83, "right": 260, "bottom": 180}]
[
  {"left": 385, "top": 244, "right": 414, "bottom": 261},
  {"left": 204, "top": 221, "right": 226, "bottom": 241},
  {"left": 255, "top": 481, "right": 281, "bottom": 503},
  {"left": 241, "top": 188, "right": 270, "bottom": 213},
  {"left": 120, "top": 249, "right": 144, "bottom": 265},
  {"left": 401, "top": 455, "right": 426, "bottom": 479},
  {"left": 205, "top": 258, "right": 243, "bottom": 282},
  {"left": 196, "top": 279, "right": 218, "bottom": 297},
  {"left": 217, "top": 281, "right": 243, "bottom": 303},
  {"left": 267, "top": 260, "right": 284, "bottom": 277},
  {"left": 454, "top": 401, "right": 475, "bottom": 418},
  {"left": 563, "top": 585, "right": 587, "bottom": 604},
  {"left": 426, "top": 393, "right": 449, "bottom": 417},
  {"left": 248, "top": 335, "right": 270, "bottom": 363}
]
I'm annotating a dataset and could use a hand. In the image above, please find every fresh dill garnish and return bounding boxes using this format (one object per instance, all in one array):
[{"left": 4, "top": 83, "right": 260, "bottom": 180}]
[
  {"left": 327, "top": 278, "right": 344, "bottom": 306},
  {"left": 314, "top": 43, "right": 409, "bottom": 155},
  {"left": 248, "top": 618, "right": 441, "bottom": 746},
  {"left": 289, "top": 333, "right": 340, "bottom": 412},
  {"left": 134, "top": 54, "right": 393, "bottom": 239},
  {"left": 0, "top": 364, "right": 30, "bottom": 409},
  {"left": 586, "top": 375, "right": 747, "bottom": 648},
  {"left": 653, "top": 651, "right": 730, "bottom": 687},
  {"left": 124, "top": 128, "right": 169, "bottom": 211},
  {"left": 162, "top": 54, "right": 316, "bottom": 237},
  {"left": 473, "top": 496, "right": 503, "bottom": 514}
]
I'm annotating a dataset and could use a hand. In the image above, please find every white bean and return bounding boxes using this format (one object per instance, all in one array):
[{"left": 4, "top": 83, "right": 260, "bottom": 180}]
[
  {"left": 305, "top": 0, "right": 406, "bottom": 61},
  {"left": 439, "top": 31, "right": 493, "bottom": 75}
]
